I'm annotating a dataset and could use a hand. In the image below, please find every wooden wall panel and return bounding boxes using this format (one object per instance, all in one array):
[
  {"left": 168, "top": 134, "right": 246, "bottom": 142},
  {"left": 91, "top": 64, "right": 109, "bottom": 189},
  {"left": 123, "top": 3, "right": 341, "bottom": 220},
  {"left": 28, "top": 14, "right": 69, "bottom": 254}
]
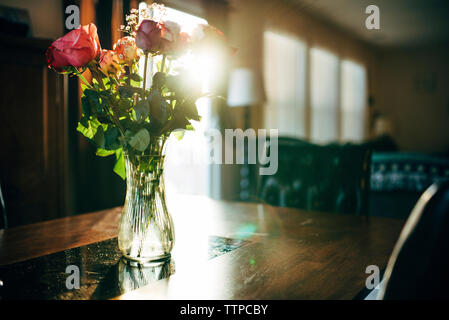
[{"left": 0, "top": 36, "right": 66, "bottom": 227}]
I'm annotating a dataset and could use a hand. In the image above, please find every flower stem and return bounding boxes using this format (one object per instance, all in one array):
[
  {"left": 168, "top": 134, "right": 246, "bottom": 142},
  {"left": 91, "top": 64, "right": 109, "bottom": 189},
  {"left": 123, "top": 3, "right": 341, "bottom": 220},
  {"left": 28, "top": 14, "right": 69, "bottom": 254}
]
[
  {"left": 143, "top": 52, "right": 149, "bottom": 92},
  {"left": 161, "top": 54, "right": 166, "bottom": 73},
  {"left": 75, "top": 67, "right": 92, "bottom": 88}
]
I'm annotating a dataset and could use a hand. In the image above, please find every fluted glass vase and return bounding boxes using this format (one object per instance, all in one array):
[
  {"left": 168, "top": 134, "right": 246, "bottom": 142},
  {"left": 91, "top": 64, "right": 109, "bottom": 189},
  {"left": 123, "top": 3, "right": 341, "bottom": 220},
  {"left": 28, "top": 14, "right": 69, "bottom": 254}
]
[{"left": 118, "top": 138, "right": 175, "bottom": 264}]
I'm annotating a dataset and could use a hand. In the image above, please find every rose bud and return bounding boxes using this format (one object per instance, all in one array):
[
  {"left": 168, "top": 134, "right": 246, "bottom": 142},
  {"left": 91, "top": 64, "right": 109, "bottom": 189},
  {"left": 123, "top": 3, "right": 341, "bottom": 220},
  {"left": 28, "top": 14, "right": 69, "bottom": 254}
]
[
  {"left": 99, "top": 50, "right": 122, "bottom": 76},
  {"left": 46, "top": 23, "right": 101, "bottom": 72},
  {"left": 135, "top": 19, "right": 163, "bottom": 53},
  {"left": 113, "top": 36, "right": 140, "bottom": 65}
]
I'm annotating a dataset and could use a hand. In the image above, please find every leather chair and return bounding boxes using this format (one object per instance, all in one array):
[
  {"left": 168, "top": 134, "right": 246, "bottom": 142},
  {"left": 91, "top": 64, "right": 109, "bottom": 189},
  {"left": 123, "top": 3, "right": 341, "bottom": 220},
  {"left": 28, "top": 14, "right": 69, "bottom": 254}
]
[
  {"left": 379, "top": 181, "right": 449, "bottom": 299},
  {"left": 370, "top": 152, "right": 449, "bottom": 218},
  {"left": 258, "top": 137, "right": 371, "bottom": 215}
]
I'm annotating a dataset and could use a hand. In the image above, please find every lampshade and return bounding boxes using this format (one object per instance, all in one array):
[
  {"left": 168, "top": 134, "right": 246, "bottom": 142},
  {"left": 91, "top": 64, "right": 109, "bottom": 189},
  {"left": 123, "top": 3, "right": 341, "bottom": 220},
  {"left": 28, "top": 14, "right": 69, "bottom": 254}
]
[{"left": 227, "top": 68, "right": 266, "bottom": 107}]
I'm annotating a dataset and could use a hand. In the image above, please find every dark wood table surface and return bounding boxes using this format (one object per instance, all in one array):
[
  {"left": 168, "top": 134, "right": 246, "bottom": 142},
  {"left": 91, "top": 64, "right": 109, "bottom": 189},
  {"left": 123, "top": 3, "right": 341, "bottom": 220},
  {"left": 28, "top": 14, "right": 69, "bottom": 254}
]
[{"left": 0, "top": 195, "right": 405, "bottom": 299}]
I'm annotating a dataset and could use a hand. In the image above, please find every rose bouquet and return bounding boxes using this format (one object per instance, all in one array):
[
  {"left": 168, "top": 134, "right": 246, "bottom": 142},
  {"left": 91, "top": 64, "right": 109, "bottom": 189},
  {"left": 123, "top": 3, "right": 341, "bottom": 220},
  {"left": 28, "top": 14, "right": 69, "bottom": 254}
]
[
  {"left": 46, "top": 4, "right": 234, "bottom": 262},
  {"left": 46, "top": 7, "right": 232, "bottom": 179}
]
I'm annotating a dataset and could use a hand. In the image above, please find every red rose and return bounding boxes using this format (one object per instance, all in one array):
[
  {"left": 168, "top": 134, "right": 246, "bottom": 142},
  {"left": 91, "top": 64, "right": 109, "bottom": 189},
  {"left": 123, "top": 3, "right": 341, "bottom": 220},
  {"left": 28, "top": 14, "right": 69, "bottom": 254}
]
[
  {"left": 46, "top": 23, "right": 101, "bottom": 71},
  {"left": 136, "top": 19, "right": 163, "bottom": 53}
]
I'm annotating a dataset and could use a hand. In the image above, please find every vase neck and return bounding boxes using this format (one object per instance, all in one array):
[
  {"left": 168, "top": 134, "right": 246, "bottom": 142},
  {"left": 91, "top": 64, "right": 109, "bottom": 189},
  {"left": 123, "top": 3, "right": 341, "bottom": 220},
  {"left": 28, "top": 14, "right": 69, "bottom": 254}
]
[
  {"left": 122, "top": 136, "right": 167, "bottom": 157},
  {"left": 124, "top": 154, "right": 164, "bottom": 186},
  {"left": 122, "top": 136, "right": 168, "bottom": 184}
]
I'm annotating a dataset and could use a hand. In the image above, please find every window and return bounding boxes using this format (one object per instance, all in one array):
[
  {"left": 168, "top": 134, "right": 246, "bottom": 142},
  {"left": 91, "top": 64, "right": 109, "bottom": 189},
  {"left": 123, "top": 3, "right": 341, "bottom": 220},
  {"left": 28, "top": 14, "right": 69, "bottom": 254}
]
[
  {"left": 341, "top": 60, "right": 367, "bottom": 142},
  {"left": 310, "top": 48, "right": 339, "bottom": 143},
  {"left": 263, "top": 33, "right": 368, "bottom": 143},
  {"left": 263, "top": 31, "right": 306, "bottom": 138}
]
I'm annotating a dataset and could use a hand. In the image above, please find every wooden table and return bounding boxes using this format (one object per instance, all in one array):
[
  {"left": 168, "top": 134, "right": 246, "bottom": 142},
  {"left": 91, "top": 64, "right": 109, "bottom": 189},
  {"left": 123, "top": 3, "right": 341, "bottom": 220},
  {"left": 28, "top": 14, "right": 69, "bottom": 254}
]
[{"left": 0, "top": 194, "right": 405, "bottom": 299}]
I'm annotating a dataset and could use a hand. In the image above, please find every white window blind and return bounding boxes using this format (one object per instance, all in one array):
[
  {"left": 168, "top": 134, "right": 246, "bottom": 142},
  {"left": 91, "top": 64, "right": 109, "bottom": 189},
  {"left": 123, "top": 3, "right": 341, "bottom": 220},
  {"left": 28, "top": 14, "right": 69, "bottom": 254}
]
[
  {"left": 341, "top": 60, "right": 367, "bottom": 142},
  {"left": 263, "top": 31, "right": 306, "bottom": 138},
  {"left": 310, "top": 47, "right": 339, "bottom": 143}
]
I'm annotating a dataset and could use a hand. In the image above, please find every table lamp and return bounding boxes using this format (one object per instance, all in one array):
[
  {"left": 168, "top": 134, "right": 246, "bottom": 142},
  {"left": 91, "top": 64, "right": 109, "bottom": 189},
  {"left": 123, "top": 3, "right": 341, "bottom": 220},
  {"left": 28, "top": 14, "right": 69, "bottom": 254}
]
[
  {"left": 227, "top": 68, "right": 266, "bottom": 201},
  {"left": 227, "top": 68, "right": 265, "bottom": 129}
]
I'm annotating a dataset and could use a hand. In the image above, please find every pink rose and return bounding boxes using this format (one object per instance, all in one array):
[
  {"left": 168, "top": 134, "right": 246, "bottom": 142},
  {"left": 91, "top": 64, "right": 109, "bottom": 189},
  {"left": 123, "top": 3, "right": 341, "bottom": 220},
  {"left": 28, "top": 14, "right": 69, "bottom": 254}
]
[
  {"left": 99, "top": 49, "right": 122, "bottom": 76},
  {"left": 160, "top": 21, "right": 190, "bottom": 56},
  {"left": 46, "top": 23, "right": 101, "bottom": 71},
  {"left": 135, "top": 19, "right": 163, "bottom": 53}
]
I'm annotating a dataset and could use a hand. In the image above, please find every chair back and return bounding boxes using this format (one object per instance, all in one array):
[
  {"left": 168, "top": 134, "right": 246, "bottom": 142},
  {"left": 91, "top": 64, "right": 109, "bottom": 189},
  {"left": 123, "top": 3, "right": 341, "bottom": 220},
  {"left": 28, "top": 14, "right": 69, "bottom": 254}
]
[
  {"left": 258, "top": 137, "right": 371, "bottom": 215},
  {"left": 379, "top": 181, "right": 449, "bottom": 299},
  {"left": 0, "top": 179, "right": 7, "bottom": 229},
  {"left": 370, "top": 152, "right": 449, "bottom": 218}
]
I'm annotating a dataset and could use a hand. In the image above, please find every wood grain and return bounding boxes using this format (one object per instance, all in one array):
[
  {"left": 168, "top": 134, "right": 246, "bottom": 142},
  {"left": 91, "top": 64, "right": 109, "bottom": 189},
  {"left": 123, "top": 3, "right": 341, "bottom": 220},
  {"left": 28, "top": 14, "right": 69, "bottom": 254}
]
[
  {"left": 0, "top": 195, "right": 405, "bottom": 299},
  {"left": 0, "top": 35, "right": 67, "bottom": 227},
  {"left": 0, "top": 207, "right": 121, "bottom": 266}
]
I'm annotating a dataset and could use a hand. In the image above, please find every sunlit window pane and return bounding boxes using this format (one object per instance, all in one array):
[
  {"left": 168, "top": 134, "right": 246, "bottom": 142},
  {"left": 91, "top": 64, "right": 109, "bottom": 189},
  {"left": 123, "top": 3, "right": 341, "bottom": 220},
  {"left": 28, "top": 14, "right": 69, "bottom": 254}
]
[
  {"left": 310, "top": 47, "right": 339, "bottom": 143},
  {"left": 341, "top": 60, "right": 367, "bottom": 142},
  {"left": 263, "top": 31, "right": 306, "bottom": 138}
]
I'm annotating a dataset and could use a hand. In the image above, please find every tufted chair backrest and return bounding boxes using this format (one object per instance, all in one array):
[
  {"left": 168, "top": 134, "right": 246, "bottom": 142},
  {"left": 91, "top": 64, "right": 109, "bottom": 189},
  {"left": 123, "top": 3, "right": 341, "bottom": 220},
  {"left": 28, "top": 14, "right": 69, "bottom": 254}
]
[
  {"left": 379, "top": 181, "right": 449, "bottom": 299},
  {"left": 258, "top": 137, "right": 371, "bottom": 215}
]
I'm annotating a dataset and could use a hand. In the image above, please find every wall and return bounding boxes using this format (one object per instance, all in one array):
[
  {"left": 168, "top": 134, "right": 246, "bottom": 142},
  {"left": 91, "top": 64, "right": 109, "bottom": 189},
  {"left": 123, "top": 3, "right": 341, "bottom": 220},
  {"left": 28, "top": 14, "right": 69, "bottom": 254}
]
[
  {"left": 227, "top": 0, "right": 449, "bottom": 153},
  {"left": 376, "top": 46, "right": 449, "bottom": 152},
  {"left": 226, "top": 0, "right": 379, "bottom": 131},
  {"left": 222, "top": 0, "right": 379, "bottom": 201},
  {"left": 0, "top": 0, "right": 63, "bottom": 39}
]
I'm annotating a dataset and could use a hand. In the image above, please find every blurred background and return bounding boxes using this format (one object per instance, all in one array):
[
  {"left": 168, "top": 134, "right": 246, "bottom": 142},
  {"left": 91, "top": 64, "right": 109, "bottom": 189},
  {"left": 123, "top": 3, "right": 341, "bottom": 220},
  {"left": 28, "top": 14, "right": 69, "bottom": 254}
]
[{"left": 0, "top": 0, "right": 448, "bottom": 228}]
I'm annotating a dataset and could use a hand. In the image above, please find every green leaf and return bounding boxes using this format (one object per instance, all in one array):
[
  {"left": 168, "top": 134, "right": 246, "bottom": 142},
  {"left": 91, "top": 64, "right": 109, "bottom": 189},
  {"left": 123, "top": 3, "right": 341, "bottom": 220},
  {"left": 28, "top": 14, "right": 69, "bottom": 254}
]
[
  {"left": 113, "top": 149, "right": 126, "bottom": 180},
  {"left": 165, "top": 75, "right": 181, "bottom": 92},
  {"left": 129, "top": 128, "right": 150, "bottom": 152},
  {"left": 172, "top": 130, "right": 185, "bottom": 141},
  {"left": 148, "top": 90, "right": 169, "bottom": 124},
  {"left": 83, "top": 89, "right": 106, "bottom": 115},
  {"left": 104, "top": 126, "right": 121, "bottom": 150},
  {"left": 118, "top": 85, "right": 145, "bottom": 98},
  {"left": 169, "top": 114, "right": 190, "bottom": 131},
  {"left": 181, "top": 99, "right": 200, "bottom": 121},
  {"left": 79, "top": 116, "right": 89, "bottom": 129},
  {"left": 134, "top": 99, "right": 150, "bottom": 122},
  {"left": 77, "top": 118, "right": 101, "bottom": 140},
  {"left": 93, "top": 125, "right": 105, "bottom": 147},
  {"left": 118, "top": 98, "right": 132, "bottom": 114},
  {"left": 96, "top": 148, "right": 116, "bottom": 157},
  {"left": 76, "top": 118, "right": 117, "bottom": 150},
  {"left": 80, "top": 82, "right": 90, "bottom": 91},
  {"left": 152, "top": 72, "right": 166, "bottom": 89},
  {"left": 81, "top": 96, "right": 92, "bottom": 118},
  {"left": 129, "top": 73, "right": 142, "bottom": 82}
]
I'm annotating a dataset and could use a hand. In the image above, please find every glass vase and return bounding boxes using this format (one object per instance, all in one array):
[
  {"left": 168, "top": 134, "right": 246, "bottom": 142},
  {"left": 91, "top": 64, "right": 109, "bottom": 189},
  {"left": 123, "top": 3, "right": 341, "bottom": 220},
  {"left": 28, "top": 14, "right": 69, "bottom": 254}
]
[{"left": 118, "top": 138, "right": 175, "bottom": 264}]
